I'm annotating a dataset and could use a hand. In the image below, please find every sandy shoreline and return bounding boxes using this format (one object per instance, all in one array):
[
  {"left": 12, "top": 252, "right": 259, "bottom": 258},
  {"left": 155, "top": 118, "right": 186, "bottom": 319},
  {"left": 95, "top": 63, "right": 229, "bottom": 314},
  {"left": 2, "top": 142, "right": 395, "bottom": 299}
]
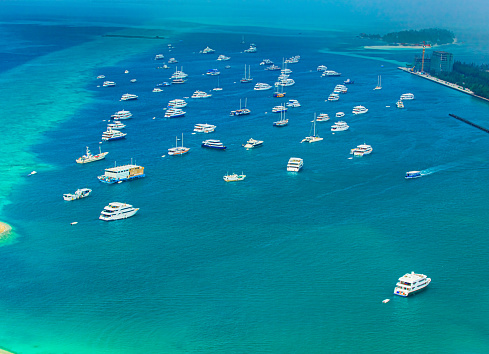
[
  {"left": 0, "top": 348, "right": 15, "bottom": 354},
  {"left": 0, "top": 221, "right": 12, "bottom": 237}
]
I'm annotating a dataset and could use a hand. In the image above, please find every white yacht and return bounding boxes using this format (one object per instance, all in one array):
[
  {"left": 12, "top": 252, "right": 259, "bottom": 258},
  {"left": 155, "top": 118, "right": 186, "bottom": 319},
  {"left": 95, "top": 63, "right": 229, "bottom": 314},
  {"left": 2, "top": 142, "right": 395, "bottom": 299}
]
[
  {"left": 322, "top": 70, "right": 341, "bottom": 76},
  {"left": 193, "top": 123, "right": 216, "bottom": 133},
  {"left": 316, "top": 113, "right": 330, "bottom": 122},
  {"left": 168, "top": 134, "right": 190, "bottom": 156},
  {"left": 111, "top": 110, "right": 132, "bottom": 120},
  {"left": 317, "top": 65, "right": 328, "bottom": 71},
  {"left": 287, "top": 157, "right": 303, "bottom": 172},
  {"left": 254, "top": 83, "right": 272, "bottom": 91},
  {"left": 400, "top": 93, "right": 415, "bottom": 100},
  {"left": 286, "top": 99, "right": 300, "bottom": 107},
  {"left": 302, "top": 114, "right": 323, "bottom": 143},
  {"left": 275, "top": 78, "right": 295, "bottom": 87},
  {"left": 191, "top": 90, "right": 212, "bottom": 98},
  {"left": 201, "top": 46, "right": 215, "bottom": 54},
  {"left": 97, "top": 75, "right": 105, "bottom": 79},
  {"left": 101, "top": 128, "right": 127, "bottom": 141},
  {"left": 167, "top": 99, "right": 187, "bottom": 108},
  {"left": 107, "top": 121, "right": 126, "bottom": 130},
  {"left": 328, "top": 93, "right": 340, "bottom": 101},
  {"left": 394, "top": 272, "right": 431, "bottom": 297},
  {"left": 202, "top": 139, "right": 226, "bottom": 149},
  {"left": 165, "top": 108, "right": 186, "bottom": 118},
  {"left": 272, "top": 105, "right": 287, "bottom": 113},
  {"left": 396, "top": 100, "right": 405, "bottom": 108},
  {"left": 331, "top": 121, "right": 349, "bottom": 132},
  {"left": 120, "top": 93, "right": 138, "bottom": 101},
  {"left": 336, "top": 112, "right": 345, "bottom": 118},
  {"left": 206, "top": 69, "right": 220, "bottom": 76},
  {"left": 102, "top": 81, "right": 116, "bottom": 87},
  {"left": 281, "top": 68, "right": 292, "bottom": 75},
  {"left": 223, "top": 173, "right": 246, "bottom": 182},
  {"left": 217, "top": 54, "right": 231, "bottom": 61},
  {"left": 260, "top": 59, "right": 273, "bottom": 65},
  {"left": 99, "top": 202, "right": 139, "bottom": 221},
  {"left": 76, "top": 146, "right": 109, "bottom": 164},
  {"left": 170, "top": 67, "right": 188, "bottom": 79},
  {"left": 244, "top": 44, "right": 257, "bottom": 53},
  {"left": 352, "top": 105, "right": 368, "bottom": 114},
  {"left": 243, "top": 138, "right": 263, "bottom": 149},
  {"left": 350, "top": 144, "right": 373, "bottom": 156},
  {"left": 334, "top": 84, "right": 348, "bottom": 93},
  {"left": 63, "top": 188, "right": 92, "bottom": 201}
]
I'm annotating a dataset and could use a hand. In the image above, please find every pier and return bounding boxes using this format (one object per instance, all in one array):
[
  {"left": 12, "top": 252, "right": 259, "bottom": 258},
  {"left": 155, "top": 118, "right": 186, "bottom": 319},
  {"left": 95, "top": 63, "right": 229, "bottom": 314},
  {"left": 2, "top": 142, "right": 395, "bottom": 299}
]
[{"left": 449, "top": 114, "right": 489, "bottom": 134}]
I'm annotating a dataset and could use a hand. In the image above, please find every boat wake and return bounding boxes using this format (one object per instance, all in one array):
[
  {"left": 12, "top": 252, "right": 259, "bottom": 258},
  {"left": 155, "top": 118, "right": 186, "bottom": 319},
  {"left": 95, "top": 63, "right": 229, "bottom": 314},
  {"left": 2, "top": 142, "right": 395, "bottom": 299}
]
[{"left": 420, "top": 161, "right": 460, "bottom": 176}]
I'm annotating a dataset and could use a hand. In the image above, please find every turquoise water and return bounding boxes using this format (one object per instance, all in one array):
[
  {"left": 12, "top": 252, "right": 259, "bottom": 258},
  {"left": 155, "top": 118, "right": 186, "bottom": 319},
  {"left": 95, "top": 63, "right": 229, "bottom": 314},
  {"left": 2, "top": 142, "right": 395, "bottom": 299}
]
[{"left": 2, "top": 22, "right": 489, "bottom": 353}]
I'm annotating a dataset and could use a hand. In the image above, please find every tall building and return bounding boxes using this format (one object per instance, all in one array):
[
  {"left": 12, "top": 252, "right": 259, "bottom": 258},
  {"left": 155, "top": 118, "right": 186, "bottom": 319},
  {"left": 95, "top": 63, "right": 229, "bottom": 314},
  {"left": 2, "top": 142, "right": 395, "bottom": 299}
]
[{"left": 431, "top": 51, "right": 454, "bottom": 73}]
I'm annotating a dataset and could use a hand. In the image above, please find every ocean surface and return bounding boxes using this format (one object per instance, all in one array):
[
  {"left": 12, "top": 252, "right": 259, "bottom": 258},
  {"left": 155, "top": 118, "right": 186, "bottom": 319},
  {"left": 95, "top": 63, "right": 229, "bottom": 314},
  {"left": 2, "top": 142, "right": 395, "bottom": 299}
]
[{"left": 1, "top": 21, "right": 489, "bottom": 353}]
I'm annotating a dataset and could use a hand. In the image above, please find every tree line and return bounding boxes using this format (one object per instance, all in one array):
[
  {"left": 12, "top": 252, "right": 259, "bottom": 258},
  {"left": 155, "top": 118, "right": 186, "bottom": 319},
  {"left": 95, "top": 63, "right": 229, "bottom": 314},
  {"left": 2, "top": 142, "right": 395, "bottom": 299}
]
[
  {"left": 433, "top": 62, "right": 489, "bottom": 99},
  {"left": 359, "top": 28, "right": 455, "bottom": 45}
]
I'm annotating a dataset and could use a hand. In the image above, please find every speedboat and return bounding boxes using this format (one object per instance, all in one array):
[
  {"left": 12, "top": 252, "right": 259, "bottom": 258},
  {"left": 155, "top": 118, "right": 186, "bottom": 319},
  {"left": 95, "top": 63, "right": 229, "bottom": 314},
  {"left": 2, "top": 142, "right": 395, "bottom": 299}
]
[
  {"left": 243, "top": 138, "right": 263, "bottom": 149},
  {"left": 120, "top": 93, "right": 138, "bottom": 101},
  {"left": 63, "top": 188, "right": 92, "bottom": 201},
  {"left": 328, "top": 93, "right": 340, "bottom": 101},
  {"left": 317, "top": 65, "right": 328, "bottom": 71},
  {"left": 352, "top": 105, "right": 368, "bottom": 114},
  {"left": 394, "top": 272, "right": 431, "bottom": 297},
  {"left": 331, "top": 121, "right": 349, "bottom": 132},
  {"left": 254, "top": 83, "right": 272, "bottom": 91},
  {"left": 405, "top": 171, "right": 422, "bottom": 179},
  {"left": 107, "top": 121, "right": 126, "bottom": 130},
  {"left": 336, "top": 112, "right": 345, "bottom": 118},
  {"left": 350, "top": 144, "right": 373, "bottom": 156},
  {"left": 191, "top": 90, "right": 212, "bottom": 98},
  {"left": 343, "top": 78, "right": 354, "bottom": 84},
  {"left": 102, "top": 81, "right": 116, "bottom": 87},
  {"left": 202, "top": 139, "right": 226, "bottom": 150},
  {"left": 201, "top": 46, "right": 215, "bottom": 54},
  {"left": 286, "top": 99, "right": 300, "bottom": 107},
  {"left": 322, "top": 70, "right": 341, "bottom": 76},
  {"left": 287, "top": 157, "right": 303, "bottom": 172},
  {"left": 76, "top": 146, "right": 108, "bottom": 164},
  {"left": 130, "top": 79, "right": 137, "bottom": 83},
  {"left": 167, "top": 99, "right": 187, "bottom": 108},
  {"left": 400, "top": 93, "right": 415, "bottom": 100},
  {"left": 397, "top": 100, "right": 405, "bottom": 108},
  {"left": 102, "top": 128, "right": 127, "bottom": 141},
  {"left": 99, "top": 202, "right": 139, "bottom": 221},
  {"left": 194, "top": 123, "right": 216, "bottom": 133},
  {"left": 217, "top": 54, "right": 231, "bottom": 61},
  {"left": 111, "top": 110, "right": 132, "bottom": 119},
  {"left": 223, "top": 173, "right": 246, "bottom": 182},
  {"left": 154, "top": 54, "right": 165, "bottom": 60},
  {"left": 168, "top": 134, "right": 190, "bottom": 156},
  {"left": 316, "top": 113, "right": 330, "bottom": 122},
  {"left": 165, "top": 108, "right": 186, "bottom": 118},
  {"left": 272, "top": 105, "right": 287, "bottom": 113},
  {"left": 206, "top": 69, "right": 220, "bottom": 76}
]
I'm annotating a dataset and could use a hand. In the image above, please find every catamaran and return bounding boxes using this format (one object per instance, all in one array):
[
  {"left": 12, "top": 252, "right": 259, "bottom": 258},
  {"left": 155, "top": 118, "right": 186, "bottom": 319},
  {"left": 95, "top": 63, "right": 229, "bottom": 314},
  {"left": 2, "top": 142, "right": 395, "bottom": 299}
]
[{"left": 301, "top": 114, "right": 323, "bottom": 143}]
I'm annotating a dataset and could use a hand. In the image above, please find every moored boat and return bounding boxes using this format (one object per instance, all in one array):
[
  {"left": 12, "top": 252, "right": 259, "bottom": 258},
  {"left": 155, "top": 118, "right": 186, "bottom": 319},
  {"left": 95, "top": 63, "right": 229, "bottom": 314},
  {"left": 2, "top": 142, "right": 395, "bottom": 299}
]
[
  {"left": 107, "top": 121, "right": 126, "bottom": 130},
  {"left": 98, "top": 164, "right": 145, "bottom": 184},
  {"left": 243, "top": 138, "right": 263, "bottom": 149},
  {"left": 194, "top": 123, "right": 216, "bottom": 133},
  {"left": 223, "top": 173, "right": 246, "bottom": 182},
  {"left": 352, "top": 105, "right": 368, "bottom": 114},
  {"left": 76, "top": 146, "right": 109, "bottom": 164},
  {"left": 331, "top": 121, "right": 349, "bottom": 132},
  {"left": 287, "top": 157, "right": 303, "bottom": 172},
  {"left": 400, "top": 93, "right": 415, "bottom": 100},
  {"left": 191, "top": 90, "right": 212, "bottom": 98},
  {"left": 99, "top": 202, "right": 139, "bottom": 221},
  {"left": 202, "top": 139, "right": 226, "bottom": 149},
  {"left": 394, "top": 272, "right": 431, "bottom": 297},
  {"left": 350, "top": 144, "right": 373, "bottom": 156},
  {"left": 120, "top": 93, "right": 138, "bottom": 101},
  {"left": 168, "top": 134, "right": 190, "bottom": 156},
  {"left": 101, "top": 128, "right": 126, "bottom": 141},
  {"left": 102, "top": 81, "right": 116, "bottom": 87},
  {"left": 111, "top": 110, "right": 132, "bottom": 120},
  {"left": 316, "top": 113, "right": 330, "bottom": 122},
  {"left": 165, "top": 108, "right": 186, "bottom": 118},
  {"left": 63, "top": 188, "right": 92, "bottom": 201}
]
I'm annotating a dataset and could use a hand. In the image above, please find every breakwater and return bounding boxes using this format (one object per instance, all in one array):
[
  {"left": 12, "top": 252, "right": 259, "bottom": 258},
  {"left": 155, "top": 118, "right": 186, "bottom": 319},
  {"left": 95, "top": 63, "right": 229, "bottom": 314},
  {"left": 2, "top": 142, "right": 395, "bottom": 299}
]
[{"left": 449, "top": 113, "right": 489, "bottom": 134}]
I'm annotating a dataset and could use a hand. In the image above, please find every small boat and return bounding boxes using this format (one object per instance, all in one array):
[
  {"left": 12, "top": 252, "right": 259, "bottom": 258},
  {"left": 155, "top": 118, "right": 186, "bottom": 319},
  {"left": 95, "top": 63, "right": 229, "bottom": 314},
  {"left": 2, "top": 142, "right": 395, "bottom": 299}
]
[
  {"left": 244, "top": 44, "right": 257, "bottom": 53},
  {"left": 317, "top": 65, "right": 328, "bottom": 71},
  {"left": 107, "top": 121, "right": 126, "bottom": 130},
  {"left": 260, "top": 59, "right": 273, "bottom": 65},
  {"left": 168, "top": 134, "right": 190, "bottom": 156},
  {"left": 193, "top": 123, "right": 216, "bottom": 133},
  {"left": 240, "top": 65, "right": 253, "bottom": 83},
  {"left": 165, "top": 108, "right": 186, "bottom": 118},
  {"left": 99, "top": 202, "right": 139, "bottom": 221},
  {"left": 230, "top": 98, "right": 251, "bottom": 116},
  {"left": 201, "top": 46, "right": 215, "bottom": 54},
  {"left": 120, "top": 93, "right": 138, "bottom": 101},
  {"left": 124, "top": 70, "right": 129, "bottom": 74},
  {"left": 400, "top": 93, "right": 415, "bottom": 100},
  {"left": 111, "top": 110, "right": 132, "bottom": 120},
  {"left": 286, "top": 99, "right": 301, "bottom": 107},
  {"left": 254, "top": 83, "right": 272, "bottom": 91},
  {"left": 213, "top": 76, "right": 223, "bottom": 91},
  {"left": 328, "top": 93, "right": 340, "bottom": 101},
  {"left": 102, "top": 128, "right": 127, "bottom": 141},
  {"left": 396, "top": 100, "right": 405, "bottom": 108},
  {"left": 206, "top": 68, "right": 220, "bottom": 76},
  {"left": 331, "top": 121, "right": 349, "bottom": 132},
  {"left": 130, "top": 79, "right": 137, "bottom": 83},
  {"left": 287, "top": 157, "right": 303, "bottom": 172},
  {"left": 394, "top": 271, "right": 431, "bottom": 297},
  {"left": 154, "top": 54, "right": 165, "bottom": 60},
  {"left": 167, "top": 99, "right": 187, "bottom": 108},
  {"left": 223, "top": 173, "right": 246, "bottom": 182},
  {"left": 76, "top": 146, "right": 109, "bottom": 164},
  {"left": 243, "top": 138, "right": 263, "bottom": 149},
  {"left": 202, "top": 139, "right": 226, "bottom": 150},
  {"left": 217, "top": 54, "right": 231, "bottom": 61},
  {"left": 275, "top": 78, "right": 295, "bottom": 87},
  {"left": 272, "top": 105, "right": 287, "bottom": 113},
  {"left": 336, "top": 112, "right": 345, "bottom": 118},
  {"left": 168, "top": 58, "right": 178, "bottom": 64},
  {"left": 350, "top": 144, "right": 373, "bottom": 156},
  {"left": 316, "top": 113, "right": 330, "bottom": 122},
  {"left": 172, "top": 78, "right": 186, "bottom": 84},
  {"left": 352, "top": 105, "right": 368, "bottom": 114},
  {"left": 102, "top": 81, "right": 116, "bottom": 87},
  {"left": 191, "top": 90, "right": 212, "bottom": 98},
  {"left": 374, "top": 75, "right": 382, "bottom": 90},
  {"left": 27, "top": 171, "right": 37, "bottom": 176},
  {"left": 96, "top": 75, "right": 105, "bottom": 79},
  {"left": 405, "top": 171, "right": 422, "bottom": 179},
  {"left": 153, "top": 88, "right": 163, "bottom": 93},
  {"left": 343, "top": 78, "right": 354, "bottom": 84},
  {"left": 302, "top": 114, "right": 323, "bottom": 143},
  {"left": 63, "top": 188, "right": 92, "bottom": 201},
  {"left": 382, "top": 299, "right": 390, "bottom": 304}
]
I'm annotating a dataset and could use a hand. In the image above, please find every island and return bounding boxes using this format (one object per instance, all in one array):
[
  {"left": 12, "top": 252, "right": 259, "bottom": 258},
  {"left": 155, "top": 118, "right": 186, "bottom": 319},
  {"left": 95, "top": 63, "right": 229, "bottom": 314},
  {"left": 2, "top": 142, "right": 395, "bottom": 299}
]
[{"left": 360, "top": 28, "right": 455, "bottom": 47}]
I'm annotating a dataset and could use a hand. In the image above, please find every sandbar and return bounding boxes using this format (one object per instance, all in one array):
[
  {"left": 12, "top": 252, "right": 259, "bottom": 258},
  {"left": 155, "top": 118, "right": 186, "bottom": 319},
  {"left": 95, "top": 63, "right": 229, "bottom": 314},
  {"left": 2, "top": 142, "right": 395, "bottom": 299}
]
[{"left": 0, "top": 221, "right": 12, "bottom": 237}]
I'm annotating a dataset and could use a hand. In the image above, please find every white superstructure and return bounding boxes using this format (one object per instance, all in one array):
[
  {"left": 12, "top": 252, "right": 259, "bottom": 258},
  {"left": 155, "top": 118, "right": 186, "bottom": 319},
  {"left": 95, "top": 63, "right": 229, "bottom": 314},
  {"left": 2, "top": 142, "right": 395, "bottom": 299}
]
[
  {"left": 99, "top": 202, "right": 139, "bottom": 221},
  {"left": 287, "top": 157, "right": 303, "bottom": 172},
  {"left": 352, "top": 105, "right": 368, "bottom": 114},
  {"left": 331, "top": 121, "right": 349, "bottom": 132},
  {"left": 394, "top": 272, "right": 431, "bottom": 297},
  {"left": 194, "top": 123, "right": 216, "bottom": 133},
  {"left": 400, "top": 93, "right": 414, "bottom": 100},
  {"left": 350, "top": 144, "right": 373, "bottom": 156}
]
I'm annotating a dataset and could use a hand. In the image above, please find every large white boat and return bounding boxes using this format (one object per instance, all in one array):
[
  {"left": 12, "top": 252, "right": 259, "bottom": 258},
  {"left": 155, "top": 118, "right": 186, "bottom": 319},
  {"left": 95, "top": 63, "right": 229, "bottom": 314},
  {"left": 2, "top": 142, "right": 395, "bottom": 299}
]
[
  {"left": 111, "top": 110, "right": 132, "bottom": 120},
  {"left": 334, "top": 84, "right": 348, "bottom": 93},
  {"left": 352, "top": 105, "right": 368, "bottom": 114},
  {"left": 331, "top": 121, "right": 349, "bottom": 132},
  {"left": 170, "top": 67, "right": 188, "bottom": 79},
  {"left": 394, "top": 272, "right": 431, "bottom": 297},
  {"left": 287, "top": 157, "right": 303, "bottom": 172},
  {"left": 400, "top": 93, "right": 415, "bottom": 100},
  {"left": 152, "top": 88, "right": 163, "bottom": 93},
  {"left": 120, "top": 93, "right": 138, "bottom": 101},
  {"left": 202, "top": 139, "right": 226, "bottom": 150},
  {"left": 230, "top": 98, "right": 251, "bottom": 116},
  {"left": 217, "top": 54, "right": 230, "bottom": 61},
  {"left": 350, "top": 144, "right": 373, "bottom": 156},
  {"left": 254, "top": 82, "right": 272, "bottom": 91},
  {"left": 201, "top": 46, "right": 215, "bottom": 54},
  {"left": 260, "top": 59, "right": 273, "bottom": 65},
  {"left": 194, "top": 123, "right": 216, "bottom": 133},
  {"left": 328, "top": 93, "right": 340, "bottom": 101},
  {"left": 317, "top": 65, "right": 328, "bottom": 71},
  {"left": 154, "top": 54, "right": 164, "bottom": 60},
  {"left": 191, "top": 90, "right": 212, "bottom": 98},
  {"left": 165, "top": 108, "right": 186, "bottom": 118},
  {"left": 243, "top": 138, "right": 263, "bottom": 149},
  {"left": 167, "top": 99, "right": 187, "bottom": 108},
  {"left": 168, "top": 134, "right": 190, "bottom": 156},
  {"left": 107, "top": 121, "right": 126, "bottom": 130},
  {"left": 102, "top": 81, "right": 116, "bottom": 87},
  {"left": 98, "top": 164, "right": 145, "bottom": 184},
  {"left": 302, "top": 114, "right": 323, "bottom": 143},
  {"left": 322, "top": 70, "right": 341, "bottom": 76},
  {"left": 63, "top": 188, "right": 92, "bottom": 201},
  {"left": 244, "top": 44, "right": 257, "bottom": 53},
  {"left": 265, "top": 64, "right": 281, "bottom": 71},
  {"left": 101, "top": 128, "right": 127, "bottom": 141},
  {"left": 99, "top": 202, "right": 139, "bottom": 221},
  {"left": 316, "top": 113, "right": 330, "bottom": 122},
  {"left": 275, "top": 78, "right": 295, "bottom": 87},
  {"left": 281, "top": 68, "right": 292, "bottom": 75},
  {"left": 223, "top": 173, "right": 246, "bottom": 182},
  {"left": 76, "top": 146, "right": 109, "bottom": 164},
  {"left": 286, "top": 99, "right": 300, "bottom": 107}
]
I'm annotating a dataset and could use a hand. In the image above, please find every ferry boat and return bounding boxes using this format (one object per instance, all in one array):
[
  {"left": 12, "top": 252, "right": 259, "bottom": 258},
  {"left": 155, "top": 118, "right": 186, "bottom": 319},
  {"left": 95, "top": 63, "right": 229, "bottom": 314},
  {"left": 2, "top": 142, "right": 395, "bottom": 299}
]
[
  {"left": 99, "top": 202, "right": 139, "bottom": 221},
  {"left": 260, "top": 59, "right": 273, "bottom": 65},
  {"left": 168, "top": 134, "right": 190, "bottom": 156},
  {"left": 316, "top": 113, "right": 330, "bottom": 122},
  {"left": 102, "top": 81, "right": 116, "bottom": 87},
  {"left": 336, "top": 112, "right": 345, "bottom": 118},
  {"left": 201, "top": 46, "right": 215, "bottom": 54},
  {"left": 202, "top": 139, "right": 226, "bottom": 150},
  {"left": 98, "top": 164, "right": 145, "bottom": 184},
  {"left": 273, "top": 109, "right": 288, "bottom": 127},
  {"left": 331, "top": 121, "right": 349, "bottom": 132},
  {"left": 302, "top": 114, "right": 323, "bottom": 143},
  {"left": 191, "top": 90, "right": 212, "bottom": 98},
  {"left": 286, "top": 99, "right": 301, "bottom": 107},
  {"left": 275, "top": 78, "right": 295, "bottom": 87},
  {"left": 165, "top": 108, "right": 186, "bottom": 118},
  {"left": 154, "top": 54, "right": 164, "bottom": 60},
  {"left": 396, "top": 100, "right": 405, "bottom": 108},
  {"left": 120, "top": 93, "right": 138, "bottom": 101},
  {"left": 101, "top": 128, "right": 127, "bottom": 141},
  {"left": 272, "top": 105, "right": 287, "bottom": 113},
  {"left": 244, "top": 44, "right": 257, "bottom": 53},
  {"left": 217, "top": 54, "right": 231, "bottom": 61},
  {"left": 350, "top": 144, "right": 373, "bottom": 156},
  {"left": 287, "top": 157, "right": 303, "bottom": 172},
  {"left": 400, "top": 93, "right": 415, "bottom": 100},
  {"left": 230, "top": 99, "right": 250, "bottom": 116},
  {"left": 167, "top": 99, "right": 187, "bottom": 108},
  {"left": 394, "top": 272, "right": 431, "bottom": 297},
  {"left": 328, "top": 93, "right": 340, "bottom": 101},
  {"left": 193, "top": 123, "right": 216, "bottom": 133},
  {"left": 168, "top": 57, "right": 178, "bottom": 64},
  {"left": 343, "top": 78, "right": 354, "bottom": 84},
  {"left": 405, "top": 171, "right": 422, "bottom": 179},
  {"left": 111, "top": 110, "right": 132, "bottom": 120},
  {"left": 322, "top": 70, "right": 341, "bottom": 77},
  {"left": 206, "top": 68, "right": 220, "bottom": 76},
  {"left": 254, "top": 83, "right": 272, "bottom": 91},
  {"left": 223, "top": 173, "right": 246, "bottom": 182},
  {"left": 265, "top": 65, "right": 281, "bottom": 71},
  {"left": 352, "top": 105, "right": 368, "bottom": 114},
  {"left": 317, "top": 65, "right": 328, "bottom": 71},
  {"left": 243, "top": 138, "right": 263, "bottom": 149},
  {"left": 107, "top": 121, "right": 126, "bottom": 130},
  {"left": 63, "top": 188, "right": 92, "bottom": 201},
  {"left": 76, "top": 146, "right": 109, "bottom": 164}
]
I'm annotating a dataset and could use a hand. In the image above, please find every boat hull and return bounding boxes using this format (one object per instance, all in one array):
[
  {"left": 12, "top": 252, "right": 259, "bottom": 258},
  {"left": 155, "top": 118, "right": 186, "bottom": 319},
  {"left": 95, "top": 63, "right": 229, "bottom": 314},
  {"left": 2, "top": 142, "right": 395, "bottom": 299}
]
[{"left": 394, "top": 279, "right": 431, "bottom": 297}]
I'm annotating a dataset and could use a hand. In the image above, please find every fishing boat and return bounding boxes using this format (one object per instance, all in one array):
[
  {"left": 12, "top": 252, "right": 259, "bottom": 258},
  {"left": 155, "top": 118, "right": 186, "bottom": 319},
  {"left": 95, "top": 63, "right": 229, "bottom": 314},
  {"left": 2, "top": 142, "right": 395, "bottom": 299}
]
[
  {"left": 240, "top": 65, "right": 253, "bottom": 83},
  {"left": 223, "top": 173, "right": 246, "bottom": 182},
  {"left": 301, "top": 114, "right": 323, "bottom": 143},
  {"left": 63, "top": 188, "right": 92, "bottom": 201},
  {"left": 230, "top": 98, "right": 250, "bottom": 116},
  {"left": 374, "top": 75, "right": 382, "bottom": 90},
  {"left": 101, "top": 128, "right": 126, "bottom": 141},
  {"left": 394, "top": 272, "right": 431, "bottom": 297},
  {"left": 243, "top": 138, "right": 263, "bottom": 149},
  {"left": 76, "top": 146, "right": 109, "bottom": 164},
  {"left": 168, "top": 134, "right": 190, "bottom": 156},
  {"left": 202, "top": 139, "right": 226, "bottom": 150}
]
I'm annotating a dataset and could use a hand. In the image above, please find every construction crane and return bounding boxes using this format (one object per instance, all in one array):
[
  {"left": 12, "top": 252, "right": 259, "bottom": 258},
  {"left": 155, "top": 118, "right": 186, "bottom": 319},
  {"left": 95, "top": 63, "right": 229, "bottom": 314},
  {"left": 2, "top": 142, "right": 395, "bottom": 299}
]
[{"left": 421, "top": 41, "right": 426, "bottom": 73}]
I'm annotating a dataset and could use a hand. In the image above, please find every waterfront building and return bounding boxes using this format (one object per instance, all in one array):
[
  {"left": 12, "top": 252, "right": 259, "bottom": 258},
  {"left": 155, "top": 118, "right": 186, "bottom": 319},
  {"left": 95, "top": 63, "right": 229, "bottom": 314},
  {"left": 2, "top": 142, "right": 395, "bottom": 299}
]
[
  {"left": 431, "top": 51, "right": 454, "bottom": 74},
  {"left": 413, "top": 55, "right": 431, "bottom": 73}
]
